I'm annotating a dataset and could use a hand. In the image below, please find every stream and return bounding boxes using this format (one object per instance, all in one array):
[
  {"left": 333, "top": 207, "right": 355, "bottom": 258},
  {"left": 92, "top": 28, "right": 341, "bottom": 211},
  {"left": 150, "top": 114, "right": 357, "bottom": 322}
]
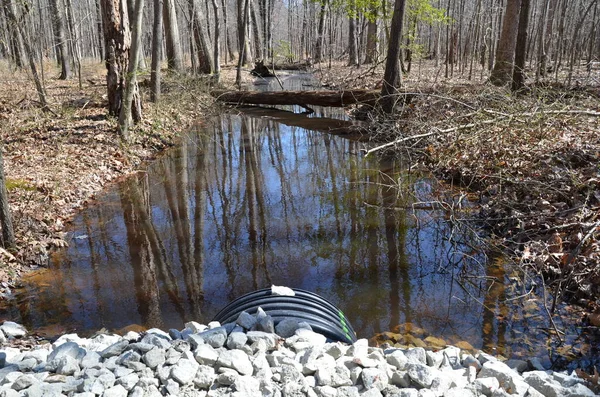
[{"left": 3, "top": 73, "right": 598, "bottom": 372}]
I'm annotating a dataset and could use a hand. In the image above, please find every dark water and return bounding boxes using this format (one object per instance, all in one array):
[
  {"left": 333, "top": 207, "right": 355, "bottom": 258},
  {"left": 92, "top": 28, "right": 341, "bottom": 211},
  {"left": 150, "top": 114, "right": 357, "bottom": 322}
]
[{"left": 4, "top": 74, "right": 598, "bottom": 372}]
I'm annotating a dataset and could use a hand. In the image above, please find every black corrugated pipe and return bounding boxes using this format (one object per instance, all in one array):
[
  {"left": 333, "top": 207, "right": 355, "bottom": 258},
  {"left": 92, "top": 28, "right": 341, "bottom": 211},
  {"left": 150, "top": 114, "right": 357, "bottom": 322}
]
[{"left": 213, "top": 288, "right": 358, "bottom": 344}]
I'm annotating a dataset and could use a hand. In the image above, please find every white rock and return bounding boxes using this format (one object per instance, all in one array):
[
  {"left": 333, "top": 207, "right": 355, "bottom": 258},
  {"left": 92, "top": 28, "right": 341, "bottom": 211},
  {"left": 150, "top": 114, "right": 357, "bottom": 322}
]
[
  {"left": 387, "top": 350, "right": 409, "bottom": 371},
  {"left": 217, "top": 349, "right": 253, "bottom": 376},
  {"left": 407, "top": 363, "right": 439, "bottom": 388},
  {"left": 143, "top": 347, "right": 165, "bottom": 369},
  {"left": 523, "top": 371, "right": 567, "bottom": 397},
  {"left": 361, "top": 367, "right": 389, "bottom": 390},
  {"left": 226, "top": 332, "right": 248, "bottom": 350},
  {"left": 444, "top": 387, "right": 477, "bottom": 397},
  {"left": 361, "top": 388, "right": 383, "bottom": 397},
  {"left": 478, "top": 360, "right": 527, "bottom": 395},
  {"left": 115, "top": 373, "right": 139, "bottom": 390},
  {"left": 194, "top": 365, "right": 216, "bottom": 389},
  {"left": 474, "top": 377, "right": 500, "bottom": 396},
  {"left": 103, "top": 384, "right": 128, "bottom": 397},
  {"left": 171, "top": 358, "right": 200, "bottom": 385},
  {"left": 0, "top": 322, "right": 27, "bottom": 339},
  {"left": 315, "top": 385, "right": 337, "bottom": 397},
  {"left": 405, "top": 348, "right": 427, "bottom": 365},
  {"left": 271, "top": 285, "right": 295, "bottom": 296},
  {"left": 233, "top": 375, "right": 260, "bottom": 394}
]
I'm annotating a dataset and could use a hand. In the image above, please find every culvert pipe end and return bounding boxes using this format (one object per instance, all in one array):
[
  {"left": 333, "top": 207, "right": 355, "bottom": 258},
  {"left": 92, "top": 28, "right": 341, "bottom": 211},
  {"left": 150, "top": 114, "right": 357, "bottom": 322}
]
[{"left": 212, "top": 287, "right": 358, "bottom": 344}]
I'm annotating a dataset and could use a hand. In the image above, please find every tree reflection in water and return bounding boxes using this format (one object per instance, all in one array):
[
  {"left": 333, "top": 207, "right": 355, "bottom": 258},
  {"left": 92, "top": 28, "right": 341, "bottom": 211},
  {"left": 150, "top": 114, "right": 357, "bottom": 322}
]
[{"left": 8, "top": 110, "right": 595, "bottom": 371}]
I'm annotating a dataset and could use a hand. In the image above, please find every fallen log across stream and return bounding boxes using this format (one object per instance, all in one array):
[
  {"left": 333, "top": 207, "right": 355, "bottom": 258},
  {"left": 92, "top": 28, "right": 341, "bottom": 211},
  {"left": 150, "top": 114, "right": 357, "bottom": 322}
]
[
  {"left": 211, "top": 89, "right": 383, "bottom": 108},
  {"left": 238, "top": 106, "right": 370, "bottom": 139}
]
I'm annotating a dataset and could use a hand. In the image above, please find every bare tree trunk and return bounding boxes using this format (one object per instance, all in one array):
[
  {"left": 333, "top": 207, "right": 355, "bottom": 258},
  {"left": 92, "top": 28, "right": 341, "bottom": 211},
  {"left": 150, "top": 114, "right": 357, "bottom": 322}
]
[
  {"left": 2, "top": 0, "right": 24, "bottom": 68},
  {"left": 364, "top": 11, "right": 378, "bottom": 64},
  {"left": 101, "top": 0, "right": 131, "bottom": 117},
  {"left": 236, "top": 0, "right": 250, "bottom": 86},
  {"left": 347, "top": 2, "right": 358, "bottom": 66},
  {"left": 380, "top": 0, "right": 406, "bottom": 113},
  {"left": 0, "top": 147, "right": 15, "bottom": 250},
  {"left": 65, "top": 0, "right": 83, "bottom": 88},
  {"left": 95, "top": 0, "right": 105, "bottom": 60},
  {"left": 150, "top": 0, "right": 163, "bottom": 102},
  {"left": 211, "top": 0, "right": 221, "bottom": 77},
  {"left": 49, "top": 0, "right": 72, "bottom": 79},
  {"left": 4, "top": 0, "right": 48, "bottom": 108},
  {"left": 221, "top": 0, "right": 235, "bottom": 63},
  {"left": 189, "top": 0, "right": 213, "bottom": 74},
  {"left": 490, "top": 0, "right": 522, "bottom": 85},
  {"left": 250, "top": 1, "right": 262, "bottom": 59},
  {"left": 512, "top": 0, "right": 530, "bottom": 91},
  {"left": 314, "top": 2, "right": 326, "bottom": 62},
  {"left": 163, "top": 0, "right": 183, "bottom": 71},
  {"left": 119, "top": 0, "right": 144, "bottom": 139}
]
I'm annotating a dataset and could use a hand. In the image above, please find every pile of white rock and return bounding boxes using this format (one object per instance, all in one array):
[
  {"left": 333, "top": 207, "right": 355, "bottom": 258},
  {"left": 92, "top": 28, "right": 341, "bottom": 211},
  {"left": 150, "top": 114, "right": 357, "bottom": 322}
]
[{"left": 0, "top": 318, "right": 595, "bottom": 397}]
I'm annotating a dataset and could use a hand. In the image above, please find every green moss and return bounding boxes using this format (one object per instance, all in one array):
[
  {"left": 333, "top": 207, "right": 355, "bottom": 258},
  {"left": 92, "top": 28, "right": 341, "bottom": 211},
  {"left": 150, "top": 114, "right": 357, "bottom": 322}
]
[{"left": 5, "top": 178, "right": 35, "bottom": 192}]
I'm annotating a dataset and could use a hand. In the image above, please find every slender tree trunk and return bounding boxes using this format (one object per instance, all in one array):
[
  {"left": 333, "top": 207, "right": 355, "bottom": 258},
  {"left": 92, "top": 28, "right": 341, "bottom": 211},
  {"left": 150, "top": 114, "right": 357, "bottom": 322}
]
[
  {"left": 95, "top": 0, "right": 105, "bottom": 60},
  {"left": 236, "top": 0, "right": 250, "bottom": 86},
  {"left": 212, "top": 0, "right": 221, "bottom": 77},
  {"left": 119, "top": 0, "right": 144, "bottom": 139},
  {"left": 4, "top": 1, "right": 48, "bottom": 108},
  {"left": 347, "top": 2, "right": 358, "bottom": 66},
  {"left": 163, "top": 0, "right": 183, "bottom": 71},
  {"left": 150, "top": 0, "right": 163, "bottom": 102},
  {"left": 250, "top": 1, "right": 262, "bottom": 60},
  {"left": 380, "top": 0, "right": 406, "bottom": 113},
  {"left": 222, "top": 0, "right": 235, "bottom": 63},
  {"left": 0, "top": 147, "right": 15, "bottom": 250},
  {"left": 2, "top": 0, "right": 24, "bottom": 68},
  {"left": 490, "top": 0, "right": 523, "bottom": 85},
  {"left": 314, "top": 2, "right": 326, "bottom": 62},
  {"left": 512, "top": 0, "right": 530, "bottom": 91},
  {"left": 65, "top": 0, "right": 83, "bottom": 88},
  {"left": 101, "top": 0, "right": 131, "bottom": 117},
  {"left": 189, "top": 0, "right": 213, "bottom": 74},
  {"left": 364, "top": 11, "right": 378, "bottom": 64},
  {"left": 48, "top": 0, "right": 71, "bottom": 79}
]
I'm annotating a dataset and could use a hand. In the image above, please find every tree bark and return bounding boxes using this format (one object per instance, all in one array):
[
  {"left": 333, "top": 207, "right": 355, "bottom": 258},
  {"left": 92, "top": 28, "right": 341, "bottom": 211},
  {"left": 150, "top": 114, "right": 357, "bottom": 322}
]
[
  {"left": 314, "top": 2, "right": 326, "bottom": 62},
  {"left": 380, "top": 0, "right": 406, "bottom": 113},
  {"left": 347, "top": 2, "right": 358, "bottom": 66},
  {"left": 48, "top": 0, "right": 72, "bottom": 79},
  {"left": 118, "top": 0, "right": 144, "bottom": 139},
  {"left": 101, "top": 0, "right": 131, "bottom": 117},
  {"left": 150, "top": 0, "right": 163, "bottom": 102},
  {"left": 163, "top": 0, "right": 183, "bottom": 71},
  {"left": 364, "top": 12, "right": 378, "bottom": 64},
  {"left": 2, "top": 0, "right": 24, "bottom": 68},
  {"left": 211, "top": 0, "right": 221, "bottom": 77},
  {"left": 511, "top": 0, "right": 530, "bottom": 91},
  {"left": 489, "top": 0, "right": 522, "bottom": 85},
  {"left": 188, "top": 0, "right": 213, "bottom": 74},
  {"left": 0, "top": 147, "right": 15, "bottom": 250}
]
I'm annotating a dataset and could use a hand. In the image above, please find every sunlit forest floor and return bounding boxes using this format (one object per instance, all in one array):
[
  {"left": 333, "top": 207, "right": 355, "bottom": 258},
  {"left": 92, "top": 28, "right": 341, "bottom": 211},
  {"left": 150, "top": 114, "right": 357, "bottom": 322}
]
[{"left": 0, "top": 58, "right": 599, "bottom": 327}]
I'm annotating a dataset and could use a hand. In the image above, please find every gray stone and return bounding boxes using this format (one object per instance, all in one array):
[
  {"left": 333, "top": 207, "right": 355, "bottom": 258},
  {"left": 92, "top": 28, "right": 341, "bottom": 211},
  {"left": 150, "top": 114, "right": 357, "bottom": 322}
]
[
  {"left": 387, "top": 350, "right": 408, "bottom": 371},
  {"left": 462, "top": 354, "right": 482, "bottom": 371},
  {"left": 361, "top": 388, "right": 383, "bottom": 397},
  {"left": 506, "top": 359, "right": 529, "bottom": 373},
  {"left": 314, "top": 385, "right": 337, "bottom": 397},
  {"left": 407, "top": 363, "right": 438, "bottom": 388},
  {"left": 426, "top": 350, "right": 444, "bottom": 369},
  {"left": 194, "top": 365, "right": 216, "bottom": 389},
  {"left": 216, "top": 370, "right": 238, "bottom": 386},
  {"left": 444, "top": 387, "right": 477, "bottom": 397},
  {"left": 388, "top": 388, "right": 418, "bottom": 397},
  {"left": 441, "top": 346, "right": 462, "bottom": 369},
  {"left": 226, "top": 332, "right": 248, "bottom": 350},
  {"left": 478, "top": 360, "right": 527, "bottom": 395},
  {"left": 143, "top": 347, "right": 165, "bottom": 369},
  {"left": 11, "top": 374, "right": 37, "bottom": 391},
  {"left": 477, "top": 352, "right": 498, "bottom": 365},
  {"left": 390, "top": 371, "right": 411, "bottom": 388},
  {"left": 235, "top": 311, "right": 257, "bottom": 330},
  {"left": 405, "top": 348, "right": 427, "bottom": 365},
  {"left": 275, "top": 319, "right": 303, "bottom": 338},
  {"left": 115, "top": 373, "right": 139, "bottom": 390},
  {"left": 165, "top": 347, "right": 182, "bottom": 365},
  {"left": 47, "top": 342, "right": 86, "bottom": 364},
  {"left": 323, "top": 343, "right": 346, "bottom": 360},
  {"left": 315, "top": 364, "right": 352, "bottom": 387},
  {"left": 361, "top": 367, "right": 389, "bottom": 390},
  {"left": 0, "top": 322, "right": 27, "bottom": 338},
  {"left": 185, "top": 321, "right": 206, "bottom": 334},
  {"left": 233, "top": 375, "right": 260, "bottom": 394},
  {"left": 523, "top": 371, "right": 566, "bottom": 397},
  {"left": 80, "top": 351, "right": 102, "bottom": 369},
  {"left": 100, "top": 340, "right": 129, "bottom": 359},
  {"left": 418, "top": 390, "right": 436, "bottom": 397},
  {"left": 103, "top": 384, "right": 128, "bottom": 397},
  {"left": 430, "top": 375, "right": 452, "bottom": 396},
  {"left": 164, "top": 378, "right": 180, "bottom": 395},
  {"left": 217, "top": 350, "right": 253, "bottom": 376},
  {"left": 90, "top": 372, "right": 116, "bottom": 395},
  {"left": 473, "top": 377, "right": 500, "bottom": 397},
  {"left": 116, "top": 350, "right": 141, "bottom": 367},
  {"left": 336, "top": 386, "right": 360, "bottom": 397},
  {"left": 15, "top": 358, "right": 37, "bottom": 372},
  {"left": 565, "top": 383, "right": 596, "bottom": 397},
  {"left": 246, "top": 331, "right": 280, "bottom": 350},
  {"left": 171, "top": 358, "right": 200, "bottom": 385},
  {"left": 527, "top": 358, "right": 546, "bottom": 371},
  {"left": 56, "top": 355, "right": 80, "bottom": 375},
  {"left": 195, "top": 344, "right": 219, "bottom": 366},
  {"left": 127, "top": 342, "right": 156, "bottom": 354},
  {"left": 169, "top": 329, "right": 182, "bottom": 340},
  {"left": 195, "top": 328, "right": 228, "bottom": 348},
  {"left": 141, "top": 334, "right": 171, "bottom": 350},
  {"left": 255, "top": 310, "right": 275, "bottom": 334}
]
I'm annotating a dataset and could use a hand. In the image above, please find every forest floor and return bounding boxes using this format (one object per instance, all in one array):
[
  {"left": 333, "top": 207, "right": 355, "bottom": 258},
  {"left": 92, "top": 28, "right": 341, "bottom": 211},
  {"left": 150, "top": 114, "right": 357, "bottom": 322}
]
[
  {"left": 0, "top": 61, "right": 215, "bottom": 297},
  {"left": 1, "top": 59, "right": 599, "bottom": 329}
]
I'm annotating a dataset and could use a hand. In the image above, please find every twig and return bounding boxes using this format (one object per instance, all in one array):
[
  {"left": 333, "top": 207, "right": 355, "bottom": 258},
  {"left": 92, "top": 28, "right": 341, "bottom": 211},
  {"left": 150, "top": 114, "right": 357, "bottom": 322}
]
[
  {"left": 563, "top": 220, "right": 600, "bottom": 267},
  {"left": 541, "top": 276, "right": 565, "bottom": 343},
  {"left": 364, "top": 129, "right": 442, "bottom": 156}
]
